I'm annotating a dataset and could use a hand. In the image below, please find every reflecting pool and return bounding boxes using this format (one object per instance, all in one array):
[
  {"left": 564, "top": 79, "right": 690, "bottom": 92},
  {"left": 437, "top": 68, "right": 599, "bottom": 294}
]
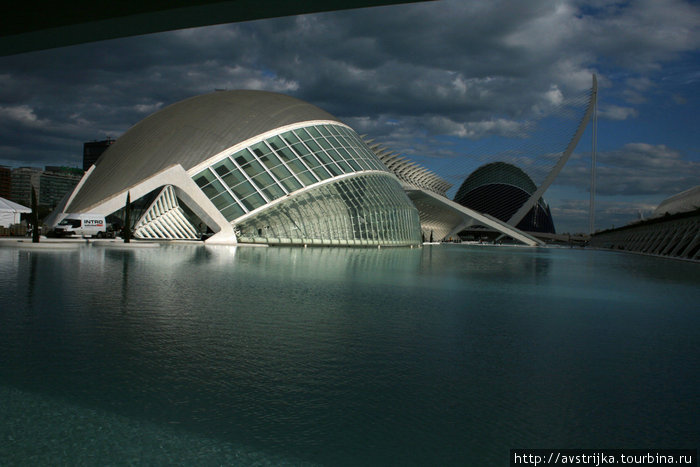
[{"left": 0, "top": 243, "right": 698, "bottom": 465}]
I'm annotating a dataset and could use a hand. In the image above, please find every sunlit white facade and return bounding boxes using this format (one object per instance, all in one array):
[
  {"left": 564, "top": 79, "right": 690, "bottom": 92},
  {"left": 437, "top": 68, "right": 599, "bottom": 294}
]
[{"left": 56, "top": 90, "right": 422, "bottom": 246}]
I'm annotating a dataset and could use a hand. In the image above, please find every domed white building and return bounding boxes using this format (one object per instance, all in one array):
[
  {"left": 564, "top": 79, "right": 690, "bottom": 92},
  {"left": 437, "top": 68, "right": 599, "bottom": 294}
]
[
  {"left": 57, "top": 90, "right": 422, "bottom": 246},
  {"left": 652, "top": 185, "right": 700, "bottom": 218},
  {"left": 454, "top": 162, "right": 556, "bottom": 234}
]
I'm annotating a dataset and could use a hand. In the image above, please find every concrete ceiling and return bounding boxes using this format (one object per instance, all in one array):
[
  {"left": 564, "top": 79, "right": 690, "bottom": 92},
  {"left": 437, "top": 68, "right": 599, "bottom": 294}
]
[{"left": 0, "top": 0, "right": 431, "bottom": 56}]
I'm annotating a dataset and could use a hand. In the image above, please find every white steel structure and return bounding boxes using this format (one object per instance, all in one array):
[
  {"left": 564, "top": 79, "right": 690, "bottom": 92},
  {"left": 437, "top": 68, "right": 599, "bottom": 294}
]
[
  {"left": 55, "top": 90, "right": 422, "bottom": 246},
  {"left": 363, "top": 76, "right": 599, "bottom": 245},
  {"left": 589, "top": 185, "right": 700, "bottom": 261},
  {"left": 133, "top": 185, "right": 199, "bottom": 240},
  {"left": 508, "top": 75, "right": 598, "bottom": 228},
  {"left": 368, "top": 142, "right": 543, "bottom": 245}
]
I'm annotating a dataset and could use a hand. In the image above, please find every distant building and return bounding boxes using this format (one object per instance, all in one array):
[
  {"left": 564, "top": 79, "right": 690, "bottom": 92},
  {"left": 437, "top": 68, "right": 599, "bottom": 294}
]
[
  {"left": 45, "top": 166, "right": 84, "bottom": 177},
  {"left": 40, "top": 167, "right": 83, "bottom": 208},
  {"left": 10, "top": 166, "right": 82, "bottom": 208},
  {"left": 0, "top": 165, "right": 11, "bottom": 199},
  {"left": 10, "top": 167, "right": 42, "bottom": 207},
  {"left": 83, "top": 138, "right": 115, "bottom": 171}
]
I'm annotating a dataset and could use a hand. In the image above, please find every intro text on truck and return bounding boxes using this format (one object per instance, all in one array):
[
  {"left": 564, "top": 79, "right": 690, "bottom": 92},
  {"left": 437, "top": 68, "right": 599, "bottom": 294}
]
[{"left": 53, "top": 214, "right": 113, "bottom": 238}]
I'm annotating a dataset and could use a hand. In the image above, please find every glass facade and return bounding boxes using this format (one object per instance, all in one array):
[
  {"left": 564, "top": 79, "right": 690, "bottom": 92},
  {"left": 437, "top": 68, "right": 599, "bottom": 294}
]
[
  {"left": 235, "top": 173, "right": 421, "bottom": 246},
  {"left": 193, "top": 124, "right": 387, "bottom": 221},
  {"left": 192, "top": 123, "right": 421, "bottom": 246}
]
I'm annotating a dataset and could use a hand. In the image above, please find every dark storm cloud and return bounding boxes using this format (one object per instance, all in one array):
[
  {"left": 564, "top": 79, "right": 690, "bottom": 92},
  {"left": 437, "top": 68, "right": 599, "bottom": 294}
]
[
  {"left": 550, "top": 198, "right": 658, "bottom": 233},
  {"left": 554, "top": 143, "right": 700, "bottom": 196},
  {"left": 0, "top": 28, "right": 282, "bottom": 166},
  {"left": 240, "top": 1, "right": 581, "bottom": 122},
  {"left": 0, "top": 0, "right": 697, "bottom": 171},
  {"left": 220, "top": 0, "right": 698, "bottom": 149},
  {"left": 597, "top": 143, "right": 700, "bottom": 195}
]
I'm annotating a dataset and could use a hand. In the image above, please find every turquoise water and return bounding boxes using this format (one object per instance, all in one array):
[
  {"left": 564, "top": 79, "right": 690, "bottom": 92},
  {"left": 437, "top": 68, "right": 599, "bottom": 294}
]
[{"left": 0, "top": 244, "right": 698, "bottom": 465}]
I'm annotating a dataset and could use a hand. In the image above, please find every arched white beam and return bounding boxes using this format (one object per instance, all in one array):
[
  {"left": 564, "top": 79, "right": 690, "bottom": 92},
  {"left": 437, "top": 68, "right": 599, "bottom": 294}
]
[
  {"left": 67, "top": 164, "right": 237, "bottom": 244},
  {"left": 406, "top": 188, "right": 544, "bottom": 246},
  {"left": 508, "top": 74, "right": 598, "bottom": 227}
]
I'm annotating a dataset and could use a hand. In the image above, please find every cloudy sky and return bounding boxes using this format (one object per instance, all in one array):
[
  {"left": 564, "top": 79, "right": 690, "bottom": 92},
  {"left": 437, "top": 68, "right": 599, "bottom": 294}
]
[{"left": 0, "top": 0, "right": 698, "bottom": 233}]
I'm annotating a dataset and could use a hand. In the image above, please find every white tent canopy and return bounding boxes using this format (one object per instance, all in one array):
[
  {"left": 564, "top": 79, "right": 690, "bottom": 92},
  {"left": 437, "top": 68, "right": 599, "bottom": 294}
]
[{"left": 0, "top": 197, "right": 31, "bottom": 227}]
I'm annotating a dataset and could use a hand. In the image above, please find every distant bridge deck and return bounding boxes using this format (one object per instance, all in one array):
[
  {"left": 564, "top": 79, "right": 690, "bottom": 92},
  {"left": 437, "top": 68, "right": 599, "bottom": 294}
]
[{"left": 528, "top": 232, "right": 590, "bottom": 244}]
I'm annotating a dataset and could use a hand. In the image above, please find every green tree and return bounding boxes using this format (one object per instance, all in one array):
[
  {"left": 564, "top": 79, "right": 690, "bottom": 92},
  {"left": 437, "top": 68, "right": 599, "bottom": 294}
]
[
  {"left": 123, "top": 192, "right": 131, "bottom": 243},
  {"left": 31, "top": 186, "right": 40, "bottom": 243}
]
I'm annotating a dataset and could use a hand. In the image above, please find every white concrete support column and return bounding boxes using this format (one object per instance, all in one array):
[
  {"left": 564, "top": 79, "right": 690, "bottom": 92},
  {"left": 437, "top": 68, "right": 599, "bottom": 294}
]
[
  {"left": 409, "top": 189, "right": 543, "bottom": 246},
  {"left": 509, "top": 75, "right": 598, "bottom": 228},
  {"left": 660, "top": 225, "right": 689, "bottom": 256},
  {"left": 679, "top": 224, "right": 700, "bottom": 258},
  {"left": 74, "top": 164, "right": 237, "bottom": 244}
]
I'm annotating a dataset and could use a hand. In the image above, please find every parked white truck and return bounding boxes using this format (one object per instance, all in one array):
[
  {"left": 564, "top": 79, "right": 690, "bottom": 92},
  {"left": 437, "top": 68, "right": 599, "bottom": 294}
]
[{"left": 53, "top": 214, "right": 112, "bottom": 238}]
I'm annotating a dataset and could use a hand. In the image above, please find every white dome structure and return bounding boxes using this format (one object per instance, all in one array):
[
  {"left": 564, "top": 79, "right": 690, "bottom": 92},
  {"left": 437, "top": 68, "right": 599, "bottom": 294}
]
[
  {"left": 59, "top": 90, "right": 422, "bottom": 246},
  {"left": 652, "top": 186, "right": 700, "bottom": 218}
]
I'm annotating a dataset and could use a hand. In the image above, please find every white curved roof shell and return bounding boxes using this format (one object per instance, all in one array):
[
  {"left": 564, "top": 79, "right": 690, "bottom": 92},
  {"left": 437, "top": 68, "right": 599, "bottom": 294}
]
[
  {"left": 67, "top": 90, "right": 340, "bottom": 213},
  {"left": 653, "top": 185, "right": 700, "bottom": 217}
]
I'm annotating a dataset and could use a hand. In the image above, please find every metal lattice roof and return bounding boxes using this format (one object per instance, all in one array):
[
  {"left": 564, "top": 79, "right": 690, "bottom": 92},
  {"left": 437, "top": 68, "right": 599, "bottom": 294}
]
[{"left": 364, "top": 140, "right": 452, "bottom": 197}]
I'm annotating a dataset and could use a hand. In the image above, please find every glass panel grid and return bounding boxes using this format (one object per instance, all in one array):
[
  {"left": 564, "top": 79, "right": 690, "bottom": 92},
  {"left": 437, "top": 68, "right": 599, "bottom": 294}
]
[
  {"left": 256, "top": 151, "right": 298, "bottom": 194},
  {"left": 194, "top": 169, "right": 217, "bottom": 188},
  {"left": 193, "top": 124, "right": 393, "bottom": 225},
  {"left": 235, "top": 173, "right": 420, "bottom": 246},
  {"left": 268, "top": 139, "right": 318, "bottom": 186}
]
